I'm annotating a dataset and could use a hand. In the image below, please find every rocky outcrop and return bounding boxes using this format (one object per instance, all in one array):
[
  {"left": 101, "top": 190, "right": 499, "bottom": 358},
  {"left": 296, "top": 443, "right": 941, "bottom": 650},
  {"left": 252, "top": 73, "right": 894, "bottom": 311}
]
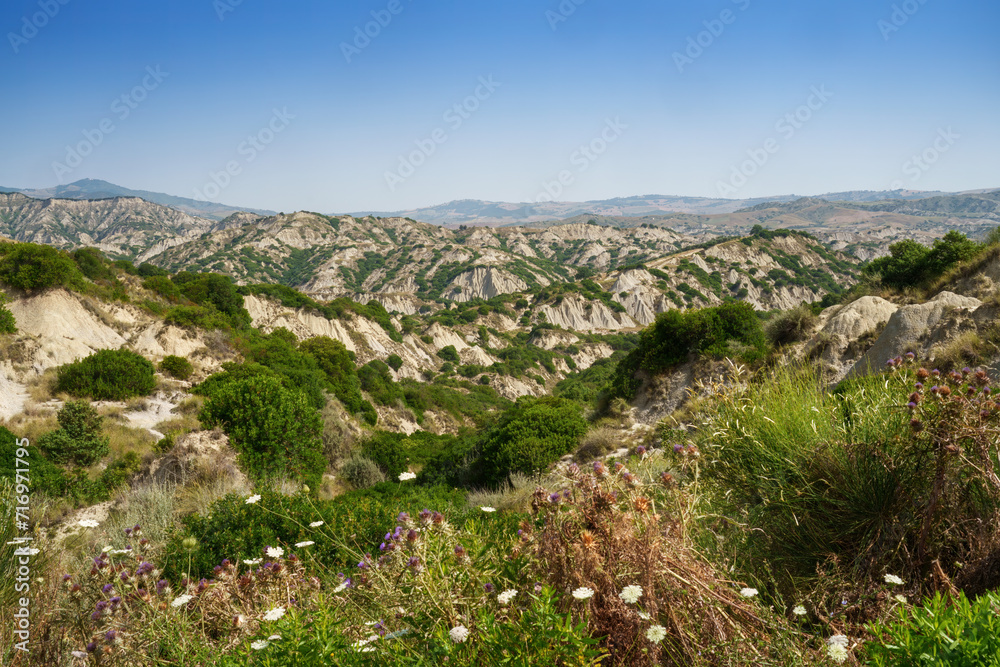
[
  {"left": 444, "top": 267, "right": 528, "bottom": 302},
  {"left": 540, "top": 295, "right": 638, "bottom": 332}
]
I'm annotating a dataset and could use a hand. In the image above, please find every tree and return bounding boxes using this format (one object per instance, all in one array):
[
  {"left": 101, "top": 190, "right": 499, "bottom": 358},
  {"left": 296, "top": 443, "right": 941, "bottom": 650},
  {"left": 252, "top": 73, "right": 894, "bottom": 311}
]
[
  {"left": 0, "top": 243, "right": 78, "bottom": 292},
  {"left": 38, "top": 400, "right": 109, "bottom": 466},
  {"left": 199, "top": 374, "right": 325, "bottom": 489},
  {"left": 437, "top": 345, "right": 460, "bottom": 363}
]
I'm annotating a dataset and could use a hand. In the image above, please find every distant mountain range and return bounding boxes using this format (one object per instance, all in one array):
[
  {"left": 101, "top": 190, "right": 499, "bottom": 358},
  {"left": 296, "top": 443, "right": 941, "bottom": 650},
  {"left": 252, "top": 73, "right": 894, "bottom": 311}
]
[{"left": 0, "top": 179, "right": 275, "bottom": 221}]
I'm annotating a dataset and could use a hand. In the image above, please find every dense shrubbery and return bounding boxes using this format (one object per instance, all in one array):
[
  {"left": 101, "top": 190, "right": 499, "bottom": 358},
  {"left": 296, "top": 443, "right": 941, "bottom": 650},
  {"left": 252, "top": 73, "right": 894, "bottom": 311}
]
[
  {"left": 608, "top": 301, "right": 767, "bottom": 399},
  {"left": 472, "top": 396, "right": 587, "bottom": 487},
  {"left": 159, "top": 354, "right": 194, "bottom": 380},
  {"left": 199, "top": 374, "right": 326, "bottom": 489},
  {"left": 0, "top": 293, "right": 16, "bottom": 334},
  {"left": 0, "top": 242, "right": 79, "bottom": 292},
  {"left": 339, "top": 455, "right": 386, "bottom": 489},
  {"left": 299, "top": 336, "right": 376, "bottom": 425},
  {"left": 864, "top": 230, "right": 980, "bottom": 288},
  {"left": 764, "top": 302, "right": 818, "bottom": 347},
  {"left": 55, "top": 348, "right": 156, "bottom": 400},
  {"left": 37, "top": 400, "right": 110, "bottom": 466}
]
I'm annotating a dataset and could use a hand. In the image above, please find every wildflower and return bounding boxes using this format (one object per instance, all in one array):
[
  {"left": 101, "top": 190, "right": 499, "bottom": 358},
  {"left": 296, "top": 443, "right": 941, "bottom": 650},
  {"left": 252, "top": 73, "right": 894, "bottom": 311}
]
[
  {"left": 104, "top": 630, "right": 118, "bottom": 645},
  {"left": 619, "top": 585, "right": 643, "bottom": 604},
  {"left": 450, "top": 625, "right": 470, "bottom": 643},
  {"left": 484, "top": 583, "right": 495, "bottom": 593},
  {"left": 155, "top": 579, "right": 169, "bottom": 594},
  {"left": 827, "top": 635, "right": 849, "bottom": 663},
  {"left": 295, "top": 541, "right": 314, "bottom": 548},
  {"left": 267, "top": 634, "right": 281, "bottom": 641},
  {"left": 265, "top": 546, "right": 284, "bottom": 559},
  {"left": 740, "top": 587, "right": 758, "bottom": 598},
  {"left": 480, "top": 506, "right": 496, "bottom": 513},
  {"left": 78, "top": 519, "right": 100, "bottom": 528},
  {"left": 86, "top": 642, "right": 97, "bottom": 653},
  {"left": 243, "top": 558, "right": 262, "bottom": 566},
  {"left": 673, "top": 443, "right": 684, "bottom": 453},
  {"left": 636, "top": 445, "right": 646, "bottom": 456},
  {"left": 182, "top": 537, "right": 198, "bottom": 551},
  {"left": 263, "top": 607, "right": 286, "bottom": 621},
  {"left": 102, "top": 583, "right": 114, "bottom": 593},
  {"left": 309, "top": 520, "right": 324, "bottom": 527},
  {"left": 792, "top": 605, "right": 807, "bottom": 616},
  {"left": 660, "top": 472, "right": 674, "bottom": 485},
  {"left": 634, "top": 497, "right": 651, "bottom": 513},
  {"left": 884, "top": 574, "right": 904, "bottom": 586},
  {"left": 638, "top": 611, "right": 651, "bottom": 620},
  {"left": 580, "top": 531, "right": 596, "bottom": 549},
  {"left": 593, "top": 460, "right": 606, "bottom": 476},
  {"left": 171, "top": 594, "right": 193, "bottom": 608},
  {"left": 397, "top": 512, "right": 410, "bottom": 523},
  {"left": 548, "top": 492, "right": 561, "bottom": 504},
  {"left": 572, "top": 587, "right": 595, "bottom": 600},
  {"left": 497, "top": 589, "right": 518, "bottom": 605},
  {"left": 894, "top": 594, "right": 907, "bottom": 604},
  {"left": 454, "top": 544, "right": 467, "bottom": 559},
  {"left": 646, "top": 625, "right": 667, "bottom": 644},
  {"left": 419, "top": 509, "right": 432, "bottom": 523},
  {"left": 251, "top": 640, "right": 269, "bottom": 650},
  {"left": 334, "top": 579, "right": 351, "bottom": 593},
  {"left": 398, "top": 471, "right": 416, "bottom": 481},
  {"left": 245, "top": 494, "right": 262, "bottom": 504}
]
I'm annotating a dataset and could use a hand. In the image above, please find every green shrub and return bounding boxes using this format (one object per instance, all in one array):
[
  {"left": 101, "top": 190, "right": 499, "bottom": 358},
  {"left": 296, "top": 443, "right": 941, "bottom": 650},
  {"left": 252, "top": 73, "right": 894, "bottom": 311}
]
[
  {"left": 386, "top": 353, "right": 403, "bottom": 371},
  {"left": 299, "top": 336, "right": 376, "bottom": 424},
  {"left": 358, "top": 359, "right": 404, "bottom": 406},
  {"left": 199, "top": 374, "right": 326, "bottom": 488},
  {"left": 864, "top": 230, "right": 980, "bottom": 288},
  {"left": 764, "top": 303, "right": 818, "bottom": 347},
  {"left": 143, "top": 275, "right": 183, "bottom": 302},
  {"left": 437, "top": 345, "right": 460, "bottom": 363},
  {"left": 0, "top": 293, "right": 16, "bottom": 334},
  {"left": 55, "top": 348, "right": 156, "bottom": 400},
  {"left": 473, "top": 396, "right": 588, "bottom": 487},
  {"left": 339, "top": 455, "right": 386, "bottom": 489},
  {"left": 159, "top": 355, "right": 193, "bottom": 380},
  {"left": 0, "top": 242, "right": 79, "bottom": 292},
  {"left": 865, "top": 590, "right": 1000, "bottom": 666},
  {"left": 72, "top": 247, "right": 114, "bottom": 282},
  {"left": 37, "top": 400, "right": 109, "bottom": 466}
]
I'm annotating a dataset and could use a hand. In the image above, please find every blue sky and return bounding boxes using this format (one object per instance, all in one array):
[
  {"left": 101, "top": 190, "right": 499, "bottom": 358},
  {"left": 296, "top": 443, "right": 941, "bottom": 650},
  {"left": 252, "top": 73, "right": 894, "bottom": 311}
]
[{"left": 2, "top": 0, "right": 997, "bottom": 212}]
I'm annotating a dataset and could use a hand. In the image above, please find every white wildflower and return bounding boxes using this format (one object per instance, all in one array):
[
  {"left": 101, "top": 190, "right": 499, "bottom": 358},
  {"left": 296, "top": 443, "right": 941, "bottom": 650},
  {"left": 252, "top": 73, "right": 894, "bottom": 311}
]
[
  {"left": 171, "top": 594, "right": 193, "bottom": 608},
  {"left": 295, "top": 541, "right": 314, "bottom": 548},
  {"left": 243, "top": 558, "right": 262, "bottom": 566},
  {"left": 740, "top": 587, "right": 758, "bottom": 598},
  {"left": 572, "top": 587, "right": 594, "bottom": 600},
  {"left": 638, "top": 611, "right": 651, "bottom": 620},
  {"left": 884, "top": 574, "right": 904, "bottom": 586},
  {"left": 827, "top": 643, "right": 848, "bottom": 663},
  {"left": 449, "top": 625, "right": 470, "bottom": 643},
  {"left": 792, "top": 605, "right": 807, "bottom": 616},
  {"left": 646, "top": 625, "right": 667, "bottom": 644},
  {"left": 265, "top": 546, "right": 284, "bottom": 558},
  {"left": 245, "top": 494, "right": 261, "bottom": 505},
  {"left": 250, "top": 640, "right": 269, "bottom": 650},
  {"left": 334, "top": 580, "right": 350, "bottom": 593},
  {"left": 497, "top": 589, "right": 518, "bottom": 605},
  {"left": 78, "top": 519, "right": 99, "bottom": 528},
  {"left": 894, "top": 594, "right": 907, "bottom": 604},
  {"left": 309, "top": 521, "right": 324, "bottom": 528},
  {"left": 267, "top": 634, "right": 281, "bottom": 641},
  {"left": 619, "top": 585, "right": 643, "bottom": 604},
  {"left": 480, "top": 506, "right": 496, "bottom": 513},
  {"left": 398, "top": 471, "right": 416, "bottom": 481},
  {"left": 263, "top": 607, "right": 286, "bottom": 622}
]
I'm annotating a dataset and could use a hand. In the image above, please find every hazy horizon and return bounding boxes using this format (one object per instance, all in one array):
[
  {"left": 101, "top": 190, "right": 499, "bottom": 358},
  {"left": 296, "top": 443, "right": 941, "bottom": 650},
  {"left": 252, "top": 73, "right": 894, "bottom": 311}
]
[{"left": 4, "top": 0, "right": 997, "bottom": 213}]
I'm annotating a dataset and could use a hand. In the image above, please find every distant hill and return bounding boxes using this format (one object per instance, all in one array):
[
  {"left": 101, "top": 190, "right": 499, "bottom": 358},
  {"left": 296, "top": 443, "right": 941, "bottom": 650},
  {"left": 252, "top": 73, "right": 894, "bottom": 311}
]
[
  {"left": 0, "top": 179, "right": 274, "bottom": 221},
  {"left": 355, "top": 190, "right": 962, "bottom": 226}
]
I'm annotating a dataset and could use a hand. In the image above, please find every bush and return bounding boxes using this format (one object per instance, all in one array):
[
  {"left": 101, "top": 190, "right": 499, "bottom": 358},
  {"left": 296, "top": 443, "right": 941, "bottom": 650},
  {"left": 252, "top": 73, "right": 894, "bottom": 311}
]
[
  {"left": 437, "top": 345, "right": 460, "bottom": 363},
  {"left": 55, "top": 348, "right": 156, "bottom": 400},
  {"left": 37, "top": 400, "right": 110, "bottom": 466},
  {"left": 864, "top": 231, "right": 980, "bottom": 288},
  {"left": 0, "top": 293, "right": 16, "bottom": 334},
  {"left": 358, "top": 359, "right": 404, "bottom": 406},
  {"left": 339, "top": 455, "right": 386, "bottom": 489},
  {"left": 199, "top": 374, "right": 326, "bottom": 489},
  {"left": 865, "top": 590, "right": 1000, "bottom": 666},
  {"left": 473, "top": 396, "right": 588, "bottom": 487},
  {"left": 573, "top": 426, "right": 618, "bottom": 462},
  {"left": 764, "top": 303, "right": 817, "bottom": 347},
  {"left": 0, "top": 242, "right": 79, "bottom": 292},
  {"left": 386, "top": 353, "right": 403, "bottom": 371},
  {"left": 72, "top": 247, "right": 114, "bottom": 282},
  {"left": 159, "top": 355, "right": 193, "bottom": 380},
  {"left": 299, "top": 336, "right": 375, "bottom": 424}
]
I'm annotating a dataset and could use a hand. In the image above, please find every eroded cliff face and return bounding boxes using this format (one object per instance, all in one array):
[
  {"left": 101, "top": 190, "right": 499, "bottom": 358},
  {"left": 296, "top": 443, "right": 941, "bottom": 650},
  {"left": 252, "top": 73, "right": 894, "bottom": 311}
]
[{"left": 444, "top": 266, "right": 528, "bottom": 302}]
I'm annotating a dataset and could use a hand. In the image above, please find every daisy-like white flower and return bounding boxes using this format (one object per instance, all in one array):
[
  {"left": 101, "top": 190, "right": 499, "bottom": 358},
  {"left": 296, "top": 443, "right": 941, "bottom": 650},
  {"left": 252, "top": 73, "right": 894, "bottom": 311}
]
[
  {"left": 480, "top": 506, "right": 496, "bottom": 513},
  {"left": 250, "top": 640, "right": 269, "bottom": 650},
  {"left": 78, "top": 519, "right": 100, "bottom": 528},
  {"left": 263, "top": 607, "right": 286, "bottom": 622},
  {"left": 884, "top": 574, "right": 904, "bottom": 586},
  {"left": 309, "top": 521, "right": 325, "bottom": 528},
  {"left": 638, "top": 611, "right": 651, "bottom": 620},
  {"left": 828, "top": 635, "right": 848, "bottom": 647},
  {"left": 572, "top": 587, "right": 594, "bottom": 600},
  {"left": 265, "top": 546, "right": 284, "bottom": 559},
  {"left": 243, "top": 558, "right": 262, "bottom": 566},
  {"left": 619, "top": 585, "right": 643, "bottom": 604},
  {"left": 267, "top": 634, "right": 281, "bottom": 641},
  {"left": 245, "top": 495, "right": 261, "bottom": 505},
  {"left": 398, "top": 472, "right": 416, "bottom": 481},
  {"left": 740, "top": 587, "right": 758, "bottom": 598},
  {"left": 171, "top": 594, "right": 193, "bottom": 608},
  {"left": 295, "top": 541, "right": 314, "bottom": 548},
  {"left": 449, "top": 625, "right": 469, "bottom": 643},
  {"left": 497, "top": 589, "right": 518, "bottom": 605},
  {"left": 827, "top": 642, "right": 848, "bottom": 664},
  {"left": 894, "top": 594, "right": 907, "bottom": 604},
  {"left": 792, "top": 605, "right": 807, "bottom": 616},
  {"left": 646, "top": 625, "right": 667, "bottom": 644}
]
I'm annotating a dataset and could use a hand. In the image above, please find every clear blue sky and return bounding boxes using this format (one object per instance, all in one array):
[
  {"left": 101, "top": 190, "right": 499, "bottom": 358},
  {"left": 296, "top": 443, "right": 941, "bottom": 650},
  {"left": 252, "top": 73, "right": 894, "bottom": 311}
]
[{"left": 2, "top": 0, "right": 997, "bottom": 212}]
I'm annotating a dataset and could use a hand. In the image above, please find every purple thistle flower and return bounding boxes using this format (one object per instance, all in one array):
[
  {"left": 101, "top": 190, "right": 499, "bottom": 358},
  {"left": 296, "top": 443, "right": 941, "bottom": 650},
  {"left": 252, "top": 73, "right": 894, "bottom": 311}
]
[
  {"left": 484, "top": 583, "right": 495, "bottom": 593},
  {"left": 673, "top": 443, "right": 684, "bottom": 453},
  {"left": 102, "top": 584, "right": 114, "bottom": 594},
  {"left": 86, "top": 642, "right": 97, "bottom": 653},
  {"left": 407, "top": 556, "right": 420, "bottom": 569},
  {"left": 548, "top": 492, "right": 561, "bottom": 504},
  {"left": 418, "top": 509, "right": 432, "bottom": 523},
  {"left": 636, "top": 445, "right": 646, "bottom": 455},
  {"left": 104, "top": 630, "right": 118, "bottom": 644},
  {"left": 397, "top": 512, "right": 410, "bottom": 523},
  {"left": 454, "top": 544, "right": 466, "bottom": 558}
]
